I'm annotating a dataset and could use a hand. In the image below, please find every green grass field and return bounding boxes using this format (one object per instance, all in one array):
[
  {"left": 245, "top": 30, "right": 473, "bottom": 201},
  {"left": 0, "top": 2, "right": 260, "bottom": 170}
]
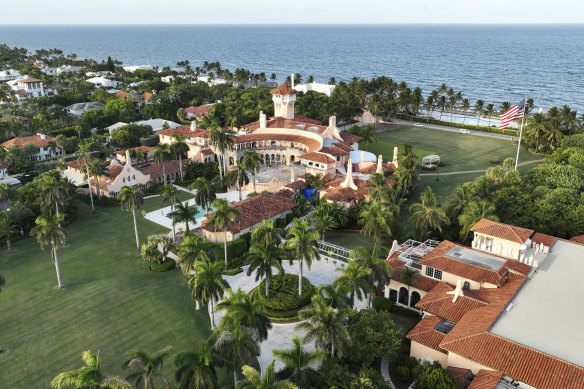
[
  {"left": 325, "top": 231, "right": 376, "bottom": 251},
  {"left": 0, "top": 194, "right": 222, "bottom": 389}
]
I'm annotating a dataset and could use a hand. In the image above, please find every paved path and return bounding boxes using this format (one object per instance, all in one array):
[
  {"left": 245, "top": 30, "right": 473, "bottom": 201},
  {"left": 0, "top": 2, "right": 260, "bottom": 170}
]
[
  {"left": 381, "top": 356, "right": 397, "bottom": 389},
  {"left": 386, "top": 118, "right": 519, "bottom": 141},
  {"left": 418, "top": 159, "right": 544, "bottom": 177}
]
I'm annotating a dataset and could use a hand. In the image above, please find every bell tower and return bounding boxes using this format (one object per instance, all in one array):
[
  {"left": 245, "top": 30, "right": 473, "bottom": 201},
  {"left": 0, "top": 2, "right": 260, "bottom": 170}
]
[{"left": 270, "top": 74, "right": 297, "bottom": 119}]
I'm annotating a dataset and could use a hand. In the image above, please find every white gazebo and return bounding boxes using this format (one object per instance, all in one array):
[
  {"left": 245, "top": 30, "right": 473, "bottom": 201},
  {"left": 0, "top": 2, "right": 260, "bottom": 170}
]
[{"left": 422, "top": 154, "right": 440, "bottom": 168}]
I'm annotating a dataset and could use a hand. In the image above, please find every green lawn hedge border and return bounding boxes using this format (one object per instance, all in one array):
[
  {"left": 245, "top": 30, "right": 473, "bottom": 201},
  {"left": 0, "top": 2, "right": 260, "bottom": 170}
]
[{"left": 150, "top": 260, "right": 176, "bottom": 272}]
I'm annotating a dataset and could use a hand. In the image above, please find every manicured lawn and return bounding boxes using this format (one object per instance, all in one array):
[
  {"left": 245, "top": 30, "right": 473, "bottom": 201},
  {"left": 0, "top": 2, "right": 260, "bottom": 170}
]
[
  {"left": 325, "top": 231, "right": 376, "bottom": 251},
  {"left": 0, "top": 196, "right": 214, "bottom": 388},
  {"left": 364, "top": 125, "right": 541, "bottom": 173}
]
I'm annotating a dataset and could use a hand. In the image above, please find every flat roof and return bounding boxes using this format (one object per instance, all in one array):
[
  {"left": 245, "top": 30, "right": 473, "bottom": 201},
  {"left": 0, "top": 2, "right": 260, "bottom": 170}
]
[
  {"left": 490, "top": 239, "right": 584, "bottom": 367},
  {"left": 445, "top": 246, "right": 506, "bottom": 271}
]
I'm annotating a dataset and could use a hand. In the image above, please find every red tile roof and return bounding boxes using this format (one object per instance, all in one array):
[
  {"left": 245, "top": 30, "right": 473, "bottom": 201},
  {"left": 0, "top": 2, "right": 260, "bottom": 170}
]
[
  {"left": 185, "top": 103, "right": 214, "bottom": 115},
  {"left": 467, "top": 370, "right": 502, "bottom": 389},
  {"left": 320, "top": 146, "right": 351, "bottom": 156},
  {"left": 115, "top": 91, "right": 128, "bottom": 99},
  {"left": 358, "top": 162, "right": 396, "bottom": 175},
  {"left": 569, "top": 235, "right": 584, "bottom": 244},
  {"left": 415, "top": 283, "right": 489, "bottom": 323},
  {"left": 270, "top": 82, "right": 297, "bottom": 95},
  {"left": 113, "top": 145, "right": 152, "bottom": 155},
  {"left": 18, "top": 78, "right": 43, "bottom": 83},
  {"left": 202, "top": 193, "right": 296, "bottom": 234},
  {"left": 470, "top": 219, "right": 534, "bottom": 243},
  {"left": 406, "top": 316, "right": 447, "bottom": 354},
  {"left": 387, "top": 252, "right": 439, "bottom": 292},
  {"left": 285, "top": 180, "right": 306, "bottom": 190},
  {"left": 141, "top": 92, "right": 153, "bottom": 101},
  {"left": 234, "top": 133, "right": 321, "bottom": 152},
  {"left": 200, "top": 149, "right": 214, "bottom": 156},
  {"left": 339, "top": 132, "right": 363, "bottom": 143},
  {"left": 139, "top": 159, "right": 183, "bottom": 179},
  {"left": 531, "top": 232, "right": 557, "bottom": 248},
  {"left": 298, "top": 152, "right": 335, "bottom": 164},
  {"left": 157, "top": 125, "right": 209, "bottom": 138},
  {"left": 323, "top": 187, "right": 367, "bottom": 203},
  {"left": 1, "top": 134, "right": 55, "bottom": 148},
  {"left": 242, "top": 116, "right": 324, "bottom": 132},
  {"left": 446, "top": 366, "right": 473, "bottom": 389}
]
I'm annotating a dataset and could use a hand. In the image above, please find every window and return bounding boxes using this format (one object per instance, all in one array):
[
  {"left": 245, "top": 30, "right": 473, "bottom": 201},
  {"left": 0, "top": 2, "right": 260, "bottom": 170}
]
[
  {"left": 435, "top": 320, "right": 455, "bottom": 334},
  {"left": 123, "top": 177, "right": 125, "bottom": 183},
  {"left": 337, "top": 156, "right": 340, "bottom": 161},
  {"left": 425, "top": 267, "right": 442, "bottom": 280},
  {"left": 133, "top": 175, "right": 135, "bottom": 180}
]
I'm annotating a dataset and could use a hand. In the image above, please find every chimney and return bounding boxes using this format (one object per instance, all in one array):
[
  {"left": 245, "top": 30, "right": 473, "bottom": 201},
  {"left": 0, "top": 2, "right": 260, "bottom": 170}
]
[
  {"left": 393, "top": 146, "right": 399, "bottom": 168},
  {"left": 329, "top": 116, "right": 336, "bottom": 129},
  {"left": 376, "top": 154, "right": 383, "bottom": 174},
  {"left": 125, "top": 149, "right": 132, "bottom": 164},
  {"left": 190, "top": 121, "right": 197, "bottom": 132},
  {"left": 291, "top": 73, "right": 295, "bottom": 89},
  {"left": 259, "top": 111, "right": 267, "bottom": 129},
  {"left": 38, "top": 133, "right": 46, "bottom": 140},
  {"left": 341, "top": 160, "right": 358, "bottom": 190}
]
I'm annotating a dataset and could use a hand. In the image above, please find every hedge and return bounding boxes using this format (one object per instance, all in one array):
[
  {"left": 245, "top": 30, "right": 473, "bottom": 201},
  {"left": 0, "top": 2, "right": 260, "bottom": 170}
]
[
  {"left": 391, "top": 305, "right": 422, "bottom": 318},
  {"left": 150, "top": 259, "right": 176, "bottom": 272},
  {"left": 372, "top": 296, "right": 394, "bottom": 312},
  {"left": 275, "top": 217, "right": 286, "bottom": 229},
  {"left": 222, "top": 267, "right": 243, "bottom": 276},
  {"left": 226, "top": 238, "right": 247, "bottom": 258},
  {"left": 394, "top": 366, "right": 410, "bottom": 382},
  {"left": 285, "top": 212, "right": 296, "bottom": 225},
  {"left": 258, "top": 274, "right": 314, "bottom": 312}
]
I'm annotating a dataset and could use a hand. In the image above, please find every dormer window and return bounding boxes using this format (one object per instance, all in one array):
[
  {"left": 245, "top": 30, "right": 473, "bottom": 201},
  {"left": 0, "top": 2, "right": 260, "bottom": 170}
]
[{"left": 425, "top": 267, "right": 442, "bottom": 280}]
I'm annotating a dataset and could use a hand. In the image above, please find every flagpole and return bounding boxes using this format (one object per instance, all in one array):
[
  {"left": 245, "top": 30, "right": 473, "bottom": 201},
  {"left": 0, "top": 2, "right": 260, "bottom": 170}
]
[{"left": 514, "top": 94, "right": 528, "bottom": 171}]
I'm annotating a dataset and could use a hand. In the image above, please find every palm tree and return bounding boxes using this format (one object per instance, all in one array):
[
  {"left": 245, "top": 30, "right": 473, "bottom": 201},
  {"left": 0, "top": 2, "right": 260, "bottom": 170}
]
[
  {"left": 526, "top": 113, "right": 548, "bottom": 153},
  {"left": 123, "top": 347, "right": 171, "bottom": 389},
  {"left": 272, "top": 335, "right": 325, "bottom": 386},
  {"left": 153, "top": 143, "right": 172, "bottom": 183},
  {"left": 0, "top": 211, "right": 17, "bottom": 250},
  {"left": 172, "top": 202, "right": 199, "bottom": 236},
  {"left": 296, "top": 294, "right": 350, "bottom": 358},
  {"left": 75, "top": 143, "right": 95, "bottom": 213},
  {"left": 213, "top": 319, "right": 260, "bottom": 384},
  {"left": 51, "top": 350, "right": 131, "bottom": 389},
  {"left": 160, "top": 184, "right": 179, "bottom": 242},
  {"left": 0, "top": 272, "right": 5, "bottom": 292},
  {"left": 473, "top": 100, "right": 485, "bottom": 129},
  {"left": 350, "top": 247, "right": 393, "bottom": 308},
  {"left": 359, "top": 202, "right": 393, "bottom": 249},
  {"left": 231, "top": 161, "right": 250, "bottom": 201},
  {"left": 251, "top": 219, "right": 284, "bottom": 248},
  {"left": 458, "top": 199, "right": 499, "bottom": 239},
  {"left": 237, "top": 361, "right": 297, "bottom": 389},
  {"left": 284, "top": 219, "right": 320, "bottom": 297},
  {"left": 485, "top": 104, "right": 496, "bottom": 127},
  {"left": 316, "top": 283, "right": 352, "bottom": 310},
  {"left": 359, "top": 125, "right": 377, "bottom": 151},
  {"left": 246, "top": 242, "right": 285, "bottom": 298},
  {"left": 178, "top": 233, "right": 212, "bottom": 309},
  {"left": 171, "top": 134, "right": 190, "bottom": 180},
  {"left": 0, "top": 182, "right": 19, "bottom": 206},
  {"left": 39, "top": 174, "right": 67, "bottom": 217},
  {"left": 409, "top": 186, "right": 449, "bottom": 235},
  {"left": 88, "top": 161, "right": 104, "bottom": 199},
  {"left": 333, "top": 261, "right": 370, "bottom": 307},
  {"left": 243, "top": 151, "right": 262, "bottom": 193},
  {"left": 174, "top": 343, "right": 217, "bottom": 389},
  {"left": 499, "top": 101, "right": 512, "bottom": 115},
  {"left": 188, "top": 258, "right": 228, "bottom": 329},
  {"left": 31, "top": 213, "right": 66, "bottom": 288},
  {"left": 188, "top": 177, "right": 216, "bottom": 213},
  {"left": 207, "top": 198, "right": 241, "bottom": 266},
  {"left": 460, "top": 98, "right": 470, "bottom": 124},
  {"left": 117, "top": 185, "right": 145, "bottom": 252},
  {"left": 446, "top": 182, "right": 476, "bottom": 223},
  {"left": 216, "top": 288, "right": 272, "bottom": 341}
]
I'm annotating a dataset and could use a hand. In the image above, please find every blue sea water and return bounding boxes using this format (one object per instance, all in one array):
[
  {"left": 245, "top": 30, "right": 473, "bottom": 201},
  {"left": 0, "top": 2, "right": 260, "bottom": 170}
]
[{"left": 0, "top": 24, "right": 583, "bottom": 111}]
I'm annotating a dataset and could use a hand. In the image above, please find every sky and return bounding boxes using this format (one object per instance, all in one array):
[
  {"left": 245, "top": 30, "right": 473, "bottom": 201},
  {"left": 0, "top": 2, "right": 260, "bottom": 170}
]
[{"left": 2, "top": 0, "right": 584, "bottom": 24}]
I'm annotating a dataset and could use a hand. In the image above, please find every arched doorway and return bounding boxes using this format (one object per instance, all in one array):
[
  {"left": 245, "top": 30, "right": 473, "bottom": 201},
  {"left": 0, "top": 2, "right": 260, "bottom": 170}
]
[
  {"left": 409, "top": 291, "right": 421, "bottom": 308},
  {"left": 398, "top": 287, "right": 409, "bottom": 306},
  {"left": 290, "top": 155, "right": 295, "bottom": 162},
  {"left": 389, "top": 289, "right": 397, "bottom": 303}
]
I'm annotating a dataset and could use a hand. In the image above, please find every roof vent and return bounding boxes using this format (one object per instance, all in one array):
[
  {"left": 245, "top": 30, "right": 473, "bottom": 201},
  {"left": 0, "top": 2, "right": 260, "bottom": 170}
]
[{"left": 505, "top": 303, "right": 515, "bottom": 313}]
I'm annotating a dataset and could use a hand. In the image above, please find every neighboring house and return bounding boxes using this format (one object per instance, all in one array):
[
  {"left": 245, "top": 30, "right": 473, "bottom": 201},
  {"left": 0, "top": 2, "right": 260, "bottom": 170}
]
[
  {"left": 201, "top": 192, "right": 296, "bottom": 243},
  {"left": 113, "top": 145, "right": 153, "bottom": 163},
  {"left": 134, "top": 118, "right": 180, "bottom": 133},
  {"left": 105, "top": 121, "right": 128, "bottom": 133},
  {"left": 161, "top": 75, "right": 174, "bottom": 83},
  {"left": 123, "top": 65, "right": 152, "bottom": 72},
  {"left": 184, "top": 103, "right": 214, "bottom": 120},
  {"left": 196, "top": 76, "right": 228, "bottom": 86},
  {"left": 0, "top": 162, "right": 7, "bottom": 178},
  {"left": 387, "top": 219, "right": 584, "bottom": 389},
  {"left": 65, "top": 102, "right": 105, "bottom": 118},
  {"left": 157, "top": 122, "right": 212, "bottom": 162},
  {"left": 8, "top": 77, "right": 57, "bottom": 101},
  {"left": 1, "top": 133, "right": 63, "bottom": 161},
  {"left": 86, "top": 77, "right": 122, "bottom": 89},
  {"left": 0, "top": 69, "right": 20, "bottom": 81},
  {"left": 293, "top": 82, "right": 336, "bottom": 97},
  {"left": 42, "top": 65, "right": 84, "bottom": 76}
]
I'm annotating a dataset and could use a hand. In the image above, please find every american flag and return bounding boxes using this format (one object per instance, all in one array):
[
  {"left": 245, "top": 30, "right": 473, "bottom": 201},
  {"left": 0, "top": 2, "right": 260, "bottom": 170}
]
[{"left": 498, "top": 99, "right": 526, "bottom": 130}]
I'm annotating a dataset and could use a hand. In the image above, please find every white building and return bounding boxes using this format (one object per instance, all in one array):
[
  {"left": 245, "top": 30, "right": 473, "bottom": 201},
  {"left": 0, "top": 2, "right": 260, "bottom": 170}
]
[
  {"left": 123, "top": 65, "right": 153, "bottom": 72},
  {"left": 8, "top": 77, "right": 57, "bottom": 101},
  {"left": 294, "top": 82, "right": 336, "bottom": 97},
  {"left": 86, "top": 77, "right": 122, "bottom": 89},
  {"left": 0, "top": 134, "right": 63, "bottom": 161},
  {"left": 0, "top": 69, "right": 20, "bottom": 82},
  {"left": 196, "top": 76, "right": 228, "bottom": 86},
  {"left": 134, "top": 118, "right": 181, "bottom": 133},
  {"left": 65, "top": 102, "right": 105, "bottom": 118},
  {"left": 42, "top": 65, "right": 84, "bottom": 76}
]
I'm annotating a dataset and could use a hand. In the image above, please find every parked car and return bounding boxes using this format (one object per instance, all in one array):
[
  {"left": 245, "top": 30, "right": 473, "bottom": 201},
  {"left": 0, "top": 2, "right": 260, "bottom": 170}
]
[
  {"left": 459, "top": 129, "right": 470, "bottom": 134},
  {"left": 414, "top": 123, "right": 424, "bottom": 127}
]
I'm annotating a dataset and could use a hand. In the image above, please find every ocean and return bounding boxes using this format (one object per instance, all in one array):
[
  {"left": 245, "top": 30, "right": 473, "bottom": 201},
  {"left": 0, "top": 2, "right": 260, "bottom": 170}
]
[{"left": 0, "top": 24, "right": 583, "bottom": 112}]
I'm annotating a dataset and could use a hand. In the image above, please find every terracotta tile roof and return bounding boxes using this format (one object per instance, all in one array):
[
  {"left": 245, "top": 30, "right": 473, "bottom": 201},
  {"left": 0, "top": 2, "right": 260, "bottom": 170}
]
[
  {"left": 470, "top": 219, "right": 534, "bottom": 243},
  {"left": 113, "top": 145, "right": 152, "bottom": 155},
  {"left": 446, "top": 366, "right": 473, "bottom": 389},
  {"left": 115, "top": 91, "right": 128, "bottom": 99},
  {"left": 387, "top": 253, "right": 439, "bottom": 292},
  {"left": 233, "top": 133, "right": 320, "bottom": 152},
  {"left": 298, "top": 152, "right": 335, "bottom": 164},
  {"left": 415, "top": 282, "right": 489, "bottom": 323},
  {"left": 531, "top": 232, "right": 557, "bottom": 248},
  {"left": 200, "top": 149, "right": 214, "bottom": 156},
  {"left": 107, "top": 164, "right": 124, "bottom": 179},
  {"left": 321, "top": 173, "right": 336, "bottom": 184},
  {"left": 320, "top": 146, "right": 350, "bottom": 156},
  {"left": 406, "top": 316, "right": 447, "bottom": 354},
  {"left": 1, "top": 134, "right": 55, "bottom": 148},
  {"left": 270, "top": 82, "right": 297, "bottom": 95},
  {"left": 18, "top": 78, "right": 43, "bottom": 83},
  {"left": 141, "top": 92, "right": 153, "bottom": 101},
  {"left": 332, "top": 141, "right": 354, "bottom": 152},
  {"left": 202, "top": 193, "right": 296, "bottom": 234},
  {"left": 419, "top": 241, "right": 530, "bottom": 286},
  {"left": 185, "top": 103, "right": 214, "bottom": 115},
  {"left": 339, "top": 132, "right": 363, "bottom": 143},
  {"left": 274, "top": 188, "right": 294, "bottom": 198},
  {"left": 139, "top": 159, "right": 183, "bottom": 179},
  {"left": 15, "top": 89, "right": 28, "bottom": 95},
  {"left": 358, "top": 162, "right": 396, "bottom": 175},
  {"left": 285, "top": 180, "right": 306, "bottom": 190},
  {"left": 242, "top": 116, "right": 323, "bottom": 131},
  {"left": 467, "top": 370, "right": 502, "bottom": 389},
  {"left": 323, "top": 187, "right": 366, "bottom": 203},
  {"left": 569, "top": 235, "right": 584, "bottom": 244},
  {"left": 158, "top": 125, "right": 209, "bottom": 138}
]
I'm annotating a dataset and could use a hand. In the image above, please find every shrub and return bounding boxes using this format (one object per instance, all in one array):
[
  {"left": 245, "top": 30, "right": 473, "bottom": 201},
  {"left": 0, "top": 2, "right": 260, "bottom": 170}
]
[
  {"left": 404, "top": 356, "right": 419, "bottom": 371},
  {"left": 372, "top": 296, "right": 394, "bottom": 312},
  {"left": 240, "top": 232, "right": 252, "bottom": 248},
  {"left": 150, "top": 259, "right": 176, "bottom": 272},
  {"left": 395, "top": 366, "right": 410, "bottom": 382},
  {"left": 226, "top": 238, "right": 247, "bottom": 258},
  {"left": 275, "top": 217, "right": 286, "bottom": 229},
  {"left": 392, "top": 305, "right": 422, "bottom": 317},
  {"left": 222, "top": 267, "right": 243, "bottom": 276},
  {"left": 143, "top": 183, "right": 165, "bottom": 195},
  {"left": 285, "top": 212, "right": 295, "bottom": 225},
  {"left": 258, "top": 274, "right": 314, "bottom": 311}
]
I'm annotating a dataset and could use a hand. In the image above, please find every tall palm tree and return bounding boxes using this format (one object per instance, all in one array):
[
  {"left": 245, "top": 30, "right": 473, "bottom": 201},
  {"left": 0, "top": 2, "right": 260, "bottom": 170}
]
[
  {"left": 216, "top": 288, "right": 272, "bottom": 341},
  {"left": 473, "top": 100, "right": 485, "bottom": 129},
  {"left": 75, "top": 143, "right": 95, "bottom": 213},
  {"left": 333, "top": 261, "right": 370, "bottom": 307},
  {"left": 231, "top": 161, "right": 250, "bottom": 201},
  {"left": 237, "top": 361, "right": 297, "bottom": 389},
  {"left": 188, "top": 177, "right": 216, "bottom": 212},
  {"left": 213, "top": 319, "right": 260, "bottom": 384},
  {"left": 0, "top": 182, "right": 19, "bottom": 206},
  {"left": 178, "top": 232, "right": 212, "bottom": 310},
  {"left": 312, "top": 201, "right": 338, "bottom": 241},
  {"left": 460, "top": 98, "right": 470, "bottom": 124},
  {"left": 350, "top": 247, "right": 393, "bottom": 309},
  {"left": 39, "top": 174, "right": 67, "bottom": 217},
  {"left": 8, "top": 201, "right": 33, "bottom": 235},
  {"left": 243, "top": 151, "right": 262, "bottom": 193},
  {"left": 0, "top": 272, "right": 5, "bottom": 292},
  {"left": 409, "top": 186, "right": 449, "bottom": 235},
  {"left": 246, "top": 242, "right": 285, "bottom": 298},
  {"left": 207, "top": 198, "right": 241, "bottom": 266},
  {"left": 485, "top": 104, "right": 496, "bottom": 127},
  {"left": 88, "top": 161, "right": 104, "bottom": 199},
  {"left": 117, "top": 185, "right": 145, "bottom": 252},
  {"left": 251, "top": 219, "right": 284, "bottom": 248},
  {"left": 458, "top": 199, "right": 499, "bottom": 239},
  {"left": 0, "top": 211, "right": 17, "bottom": 250},
  {"left": 160, "top": 184, "right": 179, "bottom": 242},
  {"left": 526, "top": 113, "right": 548, "bottom": 153},
  {"left": 316, "top": 284, "right": 352, "bottom": 310},
  {"left": 31, "top": 213, "right": 66, "bottom": 288},
  {"left": 171, "top": 134, "right": 190, "bottom": 180},
  {"left": 153, "top": 143, "right": 172, "bottom": 183},
  {"left": 296, "top": 294, "right": 350, "bottom": 358},
  {"left": 188, "top": 258, "right": 228, "bottom": 329},
  {"left": 174, "top": 343, "right": 217, "bottom": 389},
  {"left": 359, "top": 202, "right": 393, "bottom": 249},
  {"left": 123, "top": 347, "right": 171, "bottom": 389},
  {"left": 284, "top": 219, "right": 320, "bottom": 297},
  {"left": 51, "top": 350, "right": 131, "bottom": 389},
  {"left": 172, "top": 202, "right": 199, "bottom": 236},
  {"left": 446, "top": 182, "right": 476, "bottom": 223},
  {"left": 359, "top": 125, "right": 377, "bottom": 151},
  {"left": 272, "top": 335, "right": 326, "bottom": 386}
]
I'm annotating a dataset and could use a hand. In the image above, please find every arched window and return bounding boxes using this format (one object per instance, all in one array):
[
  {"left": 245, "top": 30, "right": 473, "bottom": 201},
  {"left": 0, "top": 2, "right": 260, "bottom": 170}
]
[
  {"left": 389, "top": 289, "right": 398, "bottom": 303},
  {"left": 409, "top": 291, "right": 421, "bottom": 308},
  {"left": 398, "top": 287, "right": 409, "bottom": 305},
  {"left": 271, "top": 140, "right": 277, "bottom": 147}
]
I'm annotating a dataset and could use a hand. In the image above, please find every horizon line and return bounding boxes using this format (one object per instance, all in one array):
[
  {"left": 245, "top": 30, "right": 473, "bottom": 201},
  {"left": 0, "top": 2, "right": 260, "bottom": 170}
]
[{"left": 1, "top": 22, "right": 583, "bottom": 26}]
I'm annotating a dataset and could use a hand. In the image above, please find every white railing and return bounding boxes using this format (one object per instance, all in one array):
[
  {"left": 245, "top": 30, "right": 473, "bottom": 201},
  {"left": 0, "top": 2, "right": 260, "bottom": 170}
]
[{"left": 316, "top": 240, "right": 351, "bottom": 262}]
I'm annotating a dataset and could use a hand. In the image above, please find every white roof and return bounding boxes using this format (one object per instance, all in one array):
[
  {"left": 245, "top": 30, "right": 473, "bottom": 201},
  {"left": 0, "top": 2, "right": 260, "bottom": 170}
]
[
  {"left": 86, "top": 76, "right": 111, "bottom": 83},
  {"left": 106, "top": 122, "right": 128, "bottom": 131},
  {"left": 135, "top": 119, "right": 180, "bottom": 131},
  {"left": 123, "top": 65, "right": 153, "bottom": 72},
  {"left": 294, "top": 82, "right": 336, "bottom": 97}
]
